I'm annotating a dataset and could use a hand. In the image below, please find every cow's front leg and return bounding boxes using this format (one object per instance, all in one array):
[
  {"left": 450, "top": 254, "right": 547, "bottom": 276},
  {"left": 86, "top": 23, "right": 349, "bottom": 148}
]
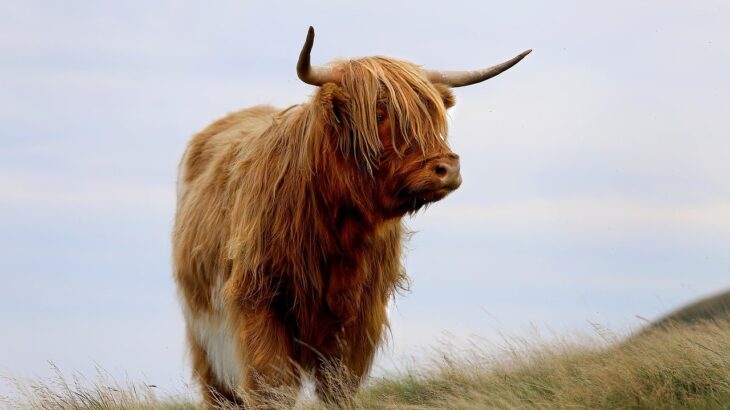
[
  {"left": 314, "top": 295, "right": 387, "bottom": 405},
  {"left": 312, "top": 352, "right": 362, "bottom": 406},
  {"left": 311, "top": 324, "right": 376, "bottom": 405}
]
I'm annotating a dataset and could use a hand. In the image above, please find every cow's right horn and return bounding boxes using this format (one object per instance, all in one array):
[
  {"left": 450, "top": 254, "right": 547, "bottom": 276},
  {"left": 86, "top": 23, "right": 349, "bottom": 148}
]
[
  {"left": 424, "top": 49, "right": 532, "bottom": 87},
  {"left": 297, "top": 26, "right": 341, "bottom": 86}
]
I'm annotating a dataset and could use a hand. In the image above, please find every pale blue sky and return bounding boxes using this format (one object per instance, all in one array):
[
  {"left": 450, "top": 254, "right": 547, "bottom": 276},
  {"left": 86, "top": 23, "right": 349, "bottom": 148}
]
[{"left": 2, "top": 0, "right": 729, "bottom": 396}]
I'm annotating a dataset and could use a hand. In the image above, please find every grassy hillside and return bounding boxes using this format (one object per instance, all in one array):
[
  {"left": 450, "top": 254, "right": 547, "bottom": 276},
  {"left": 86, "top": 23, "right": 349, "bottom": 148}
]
[
  {"left": 4, "top": 319, "right": 730, "bottom": 409},
  {"left": 643, "top": 290, "right": 730, "bottom": 332},
  {"left": 347, "top": 321, "right": 730, "bottom": 409}
]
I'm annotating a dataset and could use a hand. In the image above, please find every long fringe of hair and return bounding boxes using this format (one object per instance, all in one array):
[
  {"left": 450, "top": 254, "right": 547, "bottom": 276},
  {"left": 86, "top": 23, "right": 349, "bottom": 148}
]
[{"left": 339, "top": 56, "right": 450, "bottom": 171}]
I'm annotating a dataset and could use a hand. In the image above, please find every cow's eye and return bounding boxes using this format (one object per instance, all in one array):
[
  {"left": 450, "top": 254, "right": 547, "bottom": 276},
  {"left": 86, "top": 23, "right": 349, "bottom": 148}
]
[{"left": 376, "top": 113, "right": 385, "bottom": 123}]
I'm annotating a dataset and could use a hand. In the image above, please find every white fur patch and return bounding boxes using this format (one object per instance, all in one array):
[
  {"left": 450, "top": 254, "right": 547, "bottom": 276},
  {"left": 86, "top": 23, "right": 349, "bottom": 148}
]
[{"left": 182, "top": 275, "right": 244, "bottom": 392}]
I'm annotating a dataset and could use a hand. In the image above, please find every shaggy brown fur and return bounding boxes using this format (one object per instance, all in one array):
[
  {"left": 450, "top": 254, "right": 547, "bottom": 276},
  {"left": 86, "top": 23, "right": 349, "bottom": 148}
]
[{"left": 173, "top": 56, "right": 460, "bottom": 407}]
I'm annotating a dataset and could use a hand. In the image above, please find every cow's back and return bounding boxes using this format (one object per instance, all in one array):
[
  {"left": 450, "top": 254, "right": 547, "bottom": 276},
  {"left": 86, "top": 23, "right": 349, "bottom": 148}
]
[{"left": 178, "top": 105, "right": 278, "bottom": 188}]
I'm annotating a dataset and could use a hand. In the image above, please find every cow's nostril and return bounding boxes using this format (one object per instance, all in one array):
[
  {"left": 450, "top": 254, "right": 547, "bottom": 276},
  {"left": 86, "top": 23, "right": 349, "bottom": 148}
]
[{"left": 434, "top": 164, "right": 448, "bottom": 177}]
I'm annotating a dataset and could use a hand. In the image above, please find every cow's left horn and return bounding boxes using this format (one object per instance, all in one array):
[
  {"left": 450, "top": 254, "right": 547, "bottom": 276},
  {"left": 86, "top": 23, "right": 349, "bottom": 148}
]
[
  {"left": 424, "top": 49, "right": 532, "bottom": 87},
  {"left": 297, "top": 26, "right": 341, "bottom": 86}
]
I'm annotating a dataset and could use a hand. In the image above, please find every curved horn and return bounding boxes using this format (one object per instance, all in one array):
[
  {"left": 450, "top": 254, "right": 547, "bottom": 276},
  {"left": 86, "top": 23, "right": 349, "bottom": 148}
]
[
  {"left": 424, "top": 49, "right": 532, "bottom": 87},
  {"left": 297, "top": 26, "right": 341, "bottom": 86}
]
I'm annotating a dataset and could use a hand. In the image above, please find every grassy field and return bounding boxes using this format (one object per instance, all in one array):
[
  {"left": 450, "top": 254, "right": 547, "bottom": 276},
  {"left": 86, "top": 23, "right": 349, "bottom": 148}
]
[
  {"left": 4, "top": 317, "right": 730, "bottom": 409},
  {"left": 353, "top": 321, "right": 730, "bottom": 409}
]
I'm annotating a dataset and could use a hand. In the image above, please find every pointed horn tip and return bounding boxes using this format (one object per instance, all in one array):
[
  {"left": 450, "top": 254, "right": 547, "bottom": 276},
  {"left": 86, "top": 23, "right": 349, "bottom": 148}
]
[
  {"left": 518, "top": 49, "right": 533, "bottom": 58},
  {"left": 297, "top": 25, "right": 339, "bottom": 86},
  {"left": 304, "top": 26, "right": 315, "bottom": 45}
]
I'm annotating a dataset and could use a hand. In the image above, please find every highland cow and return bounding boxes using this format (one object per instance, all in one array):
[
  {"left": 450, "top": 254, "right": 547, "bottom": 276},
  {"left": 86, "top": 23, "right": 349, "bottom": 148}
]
[{"left": 173, "top": 27, "right": 530, "bottom": 407}]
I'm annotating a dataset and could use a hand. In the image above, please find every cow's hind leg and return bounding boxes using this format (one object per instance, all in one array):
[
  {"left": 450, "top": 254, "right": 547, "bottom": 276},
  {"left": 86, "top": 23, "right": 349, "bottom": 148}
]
[
  {"left": 237, "top": 309, "right": 301, "bottom": 407},
  {"left": 187, "top": 328, "right": 243, "bottom": 409}
]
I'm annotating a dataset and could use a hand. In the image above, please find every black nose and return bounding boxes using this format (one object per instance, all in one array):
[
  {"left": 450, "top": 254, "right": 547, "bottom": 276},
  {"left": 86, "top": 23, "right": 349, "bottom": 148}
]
[{"left": 433, "top": 154, "right": 462, "bottom": 190}]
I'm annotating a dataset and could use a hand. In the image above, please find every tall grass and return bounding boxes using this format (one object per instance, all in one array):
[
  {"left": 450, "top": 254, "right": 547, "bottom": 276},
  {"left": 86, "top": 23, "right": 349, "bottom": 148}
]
[
  {"left": 1, "top": 363, "right": 196, "bottom": 410},
  {"left": 4, "top": 321, "right": 730, "bottom": 409},
  {"left": 345, "top": 321, "right": 730, "bottom": 409}
]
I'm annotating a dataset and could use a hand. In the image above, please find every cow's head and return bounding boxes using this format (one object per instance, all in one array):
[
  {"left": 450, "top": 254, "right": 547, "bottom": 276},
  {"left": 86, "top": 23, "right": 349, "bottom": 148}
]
[{"left": 298, "top": 27, "right": 530, "bottom": 220}]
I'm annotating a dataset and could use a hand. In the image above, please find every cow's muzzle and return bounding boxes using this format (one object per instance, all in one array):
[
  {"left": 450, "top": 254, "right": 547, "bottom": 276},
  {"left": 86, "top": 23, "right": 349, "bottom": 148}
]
[
  {"left": 396, "top": 153, "right": 462, "bottom": 213},
  {"left": 432, "top": 153, "right": 462, "bottom": 192}
]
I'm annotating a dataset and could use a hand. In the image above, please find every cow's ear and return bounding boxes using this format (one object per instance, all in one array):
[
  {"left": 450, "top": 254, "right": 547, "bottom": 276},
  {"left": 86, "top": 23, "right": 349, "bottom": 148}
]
[
  {"left": 433, "top": 83, "right": 456, "bottom": 109},
  {"left": 317, "top": 83, "right": 352, "bottom": 131}
]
